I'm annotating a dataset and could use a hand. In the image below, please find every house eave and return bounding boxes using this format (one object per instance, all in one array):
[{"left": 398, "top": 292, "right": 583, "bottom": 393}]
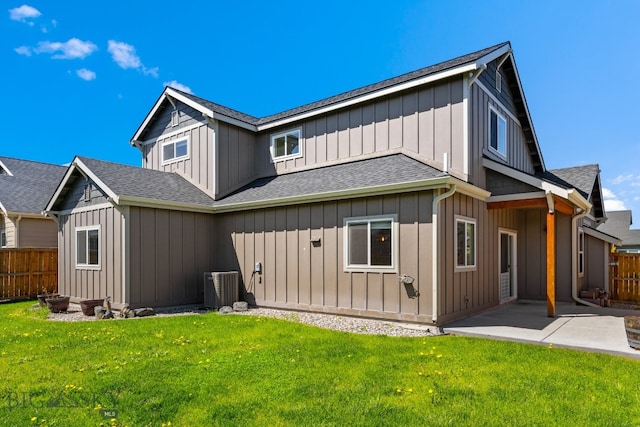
[
  {"left": 583, "top": 227, "right": 621, "bottom": 246},
  {"left": 117, "top": 196, "right": 214, "bottom": 214}
]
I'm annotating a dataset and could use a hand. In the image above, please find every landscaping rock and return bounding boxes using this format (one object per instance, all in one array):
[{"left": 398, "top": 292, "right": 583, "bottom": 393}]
[
  {"left": 134, "top": 307, "right": 155, "bottom": 317},
  {"left": 121, "top": 304, "right": 135, "bottom": 318},
  {"left": 218, "top": 306, "right": 233, "bottom": 314},
  {"left": 233, "top": 301, "right": 249, "bottom": 312},
  {"left": 95, "top": 306, "right": 106, "bottom": 319}
]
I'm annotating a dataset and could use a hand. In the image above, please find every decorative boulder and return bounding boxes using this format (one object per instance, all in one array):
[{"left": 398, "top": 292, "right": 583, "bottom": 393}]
[
  {"left": 121, "top": 304, "right": 136, "bottom": 318},
  {"left": 134, "top": 307, "right": 155, "bottom": 317},
  {"left": 218, "top": 306, "right": 233, "bottom": 314},
  {"left": 233, "top": 301, "right": 249, "bottom": 312}
]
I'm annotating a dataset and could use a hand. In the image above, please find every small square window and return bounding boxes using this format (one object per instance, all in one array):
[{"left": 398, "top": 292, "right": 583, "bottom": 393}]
[
  {"left": 344, "top": 215, "right": 396, "bottom": 271},
  {"left": 76, "top": 226, "right": 100, "bottom": 269},
  {"left": 489, "top": 108, "right": 507, "bottom": 157},
  {"left": 162, "top": 138, "right": 189, "bottom": 164},
  {"left": 456, "top": 217, "right": 476, "bottom": 270},
  {"left": 270, "top": 129, "right": 302, "bottom": 161}
]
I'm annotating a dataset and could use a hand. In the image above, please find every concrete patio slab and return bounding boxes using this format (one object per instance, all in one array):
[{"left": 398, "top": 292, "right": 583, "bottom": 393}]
[{"left": 442, "top": 300, "right": 640, "bottom": 359}]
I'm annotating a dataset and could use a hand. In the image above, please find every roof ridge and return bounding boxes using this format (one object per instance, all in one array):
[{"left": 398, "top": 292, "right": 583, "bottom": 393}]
[{"left": 0, "top": 155, "right": 66, "bottom": 169}]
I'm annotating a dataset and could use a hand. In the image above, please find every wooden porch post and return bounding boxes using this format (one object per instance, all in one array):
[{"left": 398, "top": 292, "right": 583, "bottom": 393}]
[{"left": 546, "top": 211, "right": 556, "bottom": 317}]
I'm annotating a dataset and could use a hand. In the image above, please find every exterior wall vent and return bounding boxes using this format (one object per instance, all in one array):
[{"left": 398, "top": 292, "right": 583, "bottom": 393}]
[
  {"left": 171, "top": 110, "right": 179, "bottom": 127},
  {"left": 496, "top": 71, "right": 502, "bottom": 93},
  {"left": 204, "top": 271, "right": 239, "bottom": 308}
]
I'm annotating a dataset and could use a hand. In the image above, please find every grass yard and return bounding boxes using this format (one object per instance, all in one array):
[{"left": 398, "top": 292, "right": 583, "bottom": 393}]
[{"left": 1, "top": 301, "right": 640, "bottom": 426}]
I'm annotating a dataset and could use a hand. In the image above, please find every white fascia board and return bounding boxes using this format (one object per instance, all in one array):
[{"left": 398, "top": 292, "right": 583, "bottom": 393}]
[
  {"left": 74, "top": 158, "right": 120, "bottom": 205},
  {"left": 0, "top": 201, "right": 6, "bottom": 215},
  {"left": 212, "top": 176, "right": 489, "bottom": 214},
  {"left": 117, "top": 196, "right": 214, "bottom": 214},
  {"left": 45, "top": 163, "right": 78, "bottom": 212},
  {"left": 583, "top": 226, "right": 621, "bottom": 246},
  {"left": 487, "top": 191, "right": 546, "bottom": 203},
  {"left": 0, "top": 159, "right": 13, "bottom": 176},
  {"left": 257, "top": 63, "right": 480, "bottom": 132},
  {"left": 5, "top": 211, "right": 53, "bottom": 219}
]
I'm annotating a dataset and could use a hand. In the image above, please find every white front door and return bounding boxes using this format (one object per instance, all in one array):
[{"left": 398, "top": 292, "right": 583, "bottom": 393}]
[{"left": 499, "top": 230, "right": 517, "bottom": 303}]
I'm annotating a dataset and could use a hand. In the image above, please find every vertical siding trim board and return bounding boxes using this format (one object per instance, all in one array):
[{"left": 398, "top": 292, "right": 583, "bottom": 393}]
[{"left": 462, "top": 75, "right": 469, "bottom": 176}]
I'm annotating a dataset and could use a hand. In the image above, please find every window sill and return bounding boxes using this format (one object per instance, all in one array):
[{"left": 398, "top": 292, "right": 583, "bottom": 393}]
[
  {"left": 76, "top": 265, "right": 102, "bottom": 271},
  {"left": 270, "top": 152, "right": 303, "bottom": 163}
]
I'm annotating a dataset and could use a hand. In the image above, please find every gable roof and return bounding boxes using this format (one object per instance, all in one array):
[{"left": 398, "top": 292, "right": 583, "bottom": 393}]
[
  {"left": 47, "top": 156, "right": 215, "bottom": 213},
  {"left": 540, "top": 164, "right": 605, "bottom": 219},
  {"left": 212, "top": 154, "right": 488, "bottom": 212},
  {"left": 0, "top": 156, "right": 66, "bottom": 215},
  {"left": 597, "top": 210, "right": 640, "bottom": 246}
]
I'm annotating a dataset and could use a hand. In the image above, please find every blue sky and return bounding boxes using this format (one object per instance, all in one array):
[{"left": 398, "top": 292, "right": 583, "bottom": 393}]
[{"left": 3, "top": 1, "right": 640, "bottom": 221}]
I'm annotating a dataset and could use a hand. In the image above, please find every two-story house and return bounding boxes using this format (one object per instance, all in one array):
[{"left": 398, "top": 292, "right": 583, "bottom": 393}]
[
  {"left": 45, "top": 42, "right": 616, "bottom": 324},
  {"left": 0, "top": 156, "right": 66, "bottom": 248}
]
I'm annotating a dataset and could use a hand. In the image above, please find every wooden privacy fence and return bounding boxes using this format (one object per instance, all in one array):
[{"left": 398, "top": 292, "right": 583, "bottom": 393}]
[
  {"left": 0, "top": 248, "right": 57, "bottom": 300},
  {"left": 610, "top": 252, "right": 640, "bottom": 302}
]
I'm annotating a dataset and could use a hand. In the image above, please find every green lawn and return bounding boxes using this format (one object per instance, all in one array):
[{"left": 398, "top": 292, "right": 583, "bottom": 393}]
[{"left": 1, "top": 301, "right": 640, "bottom": 426}]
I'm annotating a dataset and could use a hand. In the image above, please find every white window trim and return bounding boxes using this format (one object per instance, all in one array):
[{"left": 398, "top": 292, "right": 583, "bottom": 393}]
[
  {"left": 161, "top": 136, "right": 190, "bottom": 165},
  {"left": 488, "top": 106, "right": 507, "bottom": 159},
  {"left": 578, "top": 227, "right": 585, "bottom": 277},
  {"left": 0, "top": 229, "right": 6, "bottom": 248},
  {"left": 455, "top": 215, "right": 477, "bottom": 272},
  {"left": 270, "top": 128, "right": 303, "bottom": 162},
  {"left": 343, "top": 214, "right": 398, "bottom": 273},
  {"left": 76, "top": 225, "right": 101, "bottom": 270}
]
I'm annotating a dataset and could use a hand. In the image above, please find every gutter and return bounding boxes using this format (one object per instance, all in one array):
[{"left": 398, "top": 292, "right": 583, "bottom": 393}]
[
  {"left": 432, "top": 184, "right": 457, "bottom": 324},
  {"left": 571, "top": 209, "right": 600, "bottom": 308}
]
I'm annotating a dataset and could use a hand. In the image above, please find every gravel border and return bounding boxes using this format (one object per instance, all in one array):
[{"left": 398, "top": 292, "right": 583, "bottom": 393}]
[{"left": 45, "top": 303, "right": 441, "bottom": 337}]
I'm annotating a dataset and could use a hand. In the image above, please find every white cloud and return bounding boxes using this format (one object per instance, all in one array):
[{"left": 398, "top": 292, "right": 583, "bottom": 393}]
[
  {"left": 76, "top": 68, "right": 96, "bottom": 81},
  {"left": 611, "top": 174, "right": 636, "bottom": 185},
  {"left": 164, "top": 80, "right": 193, "bottom": 94},
  {"left": 108, "top": 40, "right": 158, "bottom": 77},
  {"left": 9, "top": 5, "right": 41, "bottom": 23},
  {"left": 14, "top": 46, "right": 32, "bottom": 56},
  {"left": 602, "top": 187, "right": 628, "bottom": 212},
  {"left": 35, "top": 38, "right": 97, "bottom": 59}
]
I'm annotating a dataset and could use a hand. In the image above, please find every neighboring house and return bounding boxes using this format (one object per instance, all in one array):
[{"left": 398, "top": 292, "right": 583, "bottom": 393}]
[
  {"left": 45, "top": 41, "right": 616, "bottom": 324},
  {"left": 597, "top": 210, "right": 640, "bottom": 253},
  {"left": 0, "top": 157, "right": 66, "bottom": 248}
]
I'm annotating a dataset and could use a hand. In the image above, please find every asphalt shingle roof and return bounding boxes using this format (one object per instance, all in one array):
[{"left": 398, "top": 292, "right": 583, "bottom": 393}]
[
  {"left": 173, "top": 42, "right": 510, "bottom": 127},
  {"left": 77, "top": 157, "right": 215, "bottom": 207},
  {"left": 541, "top": 164, "right": 600, "bottom": 199},
  {"left": 0, "top": 156, "right": 66, "bottom": 213},
  {"left": 213, "top": 154, "right": 446, "bottom": 207},
  {"left": 597, "top": 210, "right": 640, "bottom": 246}
]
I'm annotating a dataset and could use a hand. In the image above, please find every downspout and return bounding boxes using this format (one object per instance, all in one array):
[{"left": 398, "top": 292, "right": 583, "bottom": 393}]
[
  {"left": 432, "top": 184, "right": 457, "bottom": 324},
  {"left": 571, "top": 209, "right": 600, "bottom": 307}
]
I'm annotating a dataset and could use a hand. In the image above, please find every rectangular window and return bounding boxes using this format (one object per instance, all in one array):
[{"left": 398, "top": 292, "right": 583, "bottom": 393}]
[
  {"left": 76, "top": 226, "right": 100, "bottom": 269},
  {"left": 162, "top": 138, "right": 189, "bottom": 164},
  {"left": 0, "top": 229, "right": 6, "bottom": 247},
  {"left": 489, "top": 108, "right": 507, "bottom": 157},
  {"left": 456, "top": 217, "right": 476, "bottom": 269},
  {"left": 344, "top": 215, "right": 396, "bottom": 270},
  {"left": 578, "top": 227, "right": 585, "bottom": 277},
  {"left": 270, "top": 129, "right": 302, "bottom": 161}
]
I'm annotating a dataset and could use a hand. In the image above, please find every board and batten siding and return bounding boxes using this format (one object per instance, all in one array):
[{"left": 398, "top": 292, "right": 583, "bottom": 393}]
[
  {"left": 58, "top": 206, "right": 123, "bottom": 304},
  {"left": 128, "top": 207, "right": 215, "bottom": 308},
  {"left": 61, "top": 177, "right": 109, "bottom": 212},
  {"left": 468, "top": 81, "right": 535, "bottom": 186},
  {"left": 214, "top": 192, "right": 436, "bottom": 322},
  {"left": 142, "top": 99, "right": 207, "bottom": 142},
  {"left": 254, "top": 78, "right": 466, "bottom": 179},
  {"left": 583, "top": 234, "right": 608, "bottom": 290},
  {"left": 215, "top": 122, "right": 257, "bottom": 198},
  {"left": 143, "top": 123, "right": 215, "bottom": 195},
  {"left": 18, "top": 218, "right": 58, "bottom": 248}
]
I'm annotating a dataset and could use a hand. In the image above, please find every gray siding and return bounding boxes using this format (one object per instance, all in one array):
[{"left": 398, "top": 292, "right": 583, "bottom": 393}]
[
  {"left": 128, "top": 207, "right": 215, "bottom": 308},
  {"left": 214, "top": 192, "right": 436, "bottom": 323},
  {"left": 469, "top": 81, "right": 535, "bottom": 186},
  {"left": 517, "top": 209, "right": 573, "bottom": 302},
  {"left": 216, "top": 122, "right": 258, "bottom": 198},
  {"left": 254, "top": 78, "right": 466, "bottom": 179},
  {"left": 584, "top": 234, "right": 607, "bottom": 290},
  {"left": 58, "top": 206, "right": 123, "bottom": 304},
  {"left": 143, "top": 123, "right": 214, "bottom": 195},
  {"left": 478, "top": 59, "right": 516, "bottom": 113},
  {"left": 142, "top": 99, "right": 207, "bottom": 142},
  {"left": 486, "top": 169, "right": 540, "bottom": 196},
  {"left": 61, "top": 177, "right": 109, "bottom": 211},
  {"left": 18, "top": 218, "right": 57, "bottom": 248}
]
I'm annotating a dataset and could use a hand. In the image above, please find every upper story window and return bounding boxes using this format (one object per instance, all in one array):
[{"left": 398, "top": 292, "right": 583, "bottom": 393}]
[
  {"left": 456, "top": 216, "right": 476, "bottom": 270},
  {"left": 162, "top": 137, "right": 189, "bottom": 164},
  {"left": 76, "top": 225, "right": 100, "bottom": 269},
  {"left": 270, "top": 129, "right": 302, "bottom": 162},
  {"left": 344, "top": 215, "right": 397, "bottom": 271},
  {"left": 489, "top": 107, "right": 507, "bottom": 158}
]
